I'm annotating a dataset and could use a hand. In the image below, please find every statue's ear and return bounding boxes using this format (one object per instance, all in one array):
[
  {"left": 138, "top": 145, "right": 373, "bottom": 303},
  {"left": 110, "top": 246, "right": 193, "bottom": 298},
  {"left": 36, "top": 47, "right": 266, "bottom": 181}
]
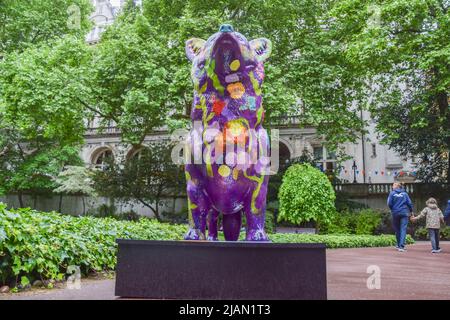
[
  {"left": 250, "top": 38, "right": 272, "bottom": 62},
  {"left": 185, "top": 38, "right": 206, "bottom": 62}
]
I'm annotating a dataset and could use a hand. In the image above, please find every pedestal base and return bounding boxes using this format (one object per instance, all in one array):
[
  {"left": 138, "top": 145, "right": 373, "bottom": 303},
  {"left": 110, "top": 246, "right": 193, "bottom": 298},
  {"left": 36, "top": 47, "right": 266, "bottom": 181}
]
[{"left": 115, "top": 239, "right": 327, "bottom": 300}]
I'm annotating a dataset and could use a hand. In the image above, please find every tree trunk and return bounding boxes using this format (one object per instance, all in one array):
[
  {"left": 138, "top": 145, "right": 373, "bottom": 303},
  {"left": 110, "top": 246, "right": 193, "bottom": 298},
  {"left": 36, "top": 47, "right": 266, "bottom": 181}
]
[
  {"left": 447, "top": 154, "right": 450, "bottom": 185},
  {"left": 58, "top": 194, "right": 63, "bottom": 212},
  {"left": 171, "top": 196, "right": 176, "bottom": 215},
  {"left": 155, "top": 202, "right": 160, "bottom": 222},
  {"left": 136, "top": 198, "right": 161, "bottom": 222},
  {"left": 18, "top": 192, "right": 24, "bottom": 208},
  {"left": 82, "top": 196, "right": 86, "bottom": 216}
]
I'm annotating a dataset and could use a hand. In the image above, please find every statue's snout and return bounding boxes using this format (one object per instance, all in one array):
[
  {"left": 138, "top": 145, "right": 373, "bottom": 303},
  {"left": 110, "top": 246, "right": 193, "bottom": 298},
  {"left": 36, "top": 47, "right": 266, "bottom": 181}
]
[{"left": 219, "top": 24, "right": 234, "bottom": 33}]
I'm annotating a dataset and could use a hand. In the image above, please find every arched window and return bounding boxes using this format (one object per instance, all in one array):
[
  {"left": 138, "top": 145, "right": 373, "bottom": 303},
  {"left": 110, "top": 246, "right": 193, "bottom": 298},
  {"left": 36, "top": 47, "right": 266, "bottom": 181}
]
[
  {"left": 279, "top": 141, "right": 291, "bottom": 165},
  {"left": 92, "top": 148, "right": 114, "bottom": 170}
]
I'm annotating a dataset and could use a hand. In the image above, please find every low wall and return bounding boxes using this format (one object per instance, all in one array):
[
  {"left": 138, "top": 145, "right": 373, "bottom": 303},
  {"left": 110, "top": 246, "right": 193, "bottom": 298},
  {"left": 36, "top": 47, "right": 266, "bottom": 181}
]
[
  {"left": 1, "top": 183, "right": 448, "bottom": 217},
  {"left": 335, "top": 183, "right": 450, "bottom": 212},
  {"left": 0, "top": 194, "right": 187, "bottom": 217}
]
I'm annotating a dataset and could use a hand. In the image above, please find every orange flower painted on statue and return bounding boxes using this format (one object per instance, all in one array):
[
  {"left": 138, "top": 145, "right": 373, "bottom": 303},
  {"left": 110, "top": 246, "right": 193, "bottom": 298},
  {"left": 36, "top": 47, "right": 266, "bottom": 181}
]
[
  {"left": 227, "top": 82, "right": 245, "bottom": 99},
  {"left": 225, "top": 120, "right": 247, "bottom": 146}
]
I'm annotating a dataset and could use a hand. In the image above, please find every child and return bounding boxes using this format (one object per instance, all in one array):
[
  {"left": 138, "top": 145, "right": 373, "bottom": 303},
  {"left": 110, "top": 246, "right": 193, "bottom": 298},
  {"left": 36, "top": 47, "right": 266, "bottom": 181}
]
[{"left": 411, "top": 198, "right": 445, "bottom": 253}]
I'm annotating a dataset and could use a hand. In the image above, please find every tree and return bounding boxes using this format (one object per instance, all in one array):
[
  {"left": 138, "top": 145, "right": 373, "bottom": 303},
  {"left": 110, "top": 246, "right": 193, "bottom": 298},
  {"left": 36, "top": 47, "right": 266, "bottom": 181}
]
[
  {"left": 0, "top": 37, "right": 93, "bottom": 146},
  {"left": 278, "top": 163, "right": 336, "bottom": 225},
  {"left": 54, "top": 166, "right": 96, "bottom": 214},
  {"left": 328, "top": 0, "right": 450, "bottom": 182},
  {"left": 0, "top": 143, "right": 82, "bottom": 207},
  {"left": 86, "top": 0, "right": 366, "bottom": 151},
  {"left": 92, "top": 142, "right": 185, "bottom": 221},
  {"left": 0, "top": 0, "right": 92, "bottom": 55},
  {"left": 86, "top": 11, "right": 173, "bottom": 146},
  {"left": 0, "top": 37, "right": 92, "bottom": 206},
  {"left": 0, "top": 0, "right": 94, "bottom": 206}
]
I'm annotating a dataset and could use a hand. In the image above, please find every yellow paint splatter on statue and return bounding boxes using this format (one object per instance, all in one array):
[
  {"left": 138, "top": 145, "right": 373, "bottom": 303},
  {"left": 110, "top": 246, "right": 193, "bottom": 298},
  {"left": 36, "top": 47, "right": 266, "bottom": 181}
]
[
  {"left": 218, "top": 165, "right": 231, "bottom": 177},
  {"left": 232, "top": 168, "right": 239, "bottom": 180},
  {"left": 230, "top": 59, "right": 240, "bottom": 71}
]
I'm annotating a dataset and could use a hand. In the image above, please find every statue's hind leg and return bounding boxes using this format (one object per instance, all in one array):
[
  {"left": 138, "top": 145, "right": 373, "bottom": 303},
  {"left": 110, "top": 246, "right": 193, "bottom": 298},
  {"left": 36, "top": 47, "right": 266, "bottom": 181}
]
[
  {"left": 243, "top": 175, "right": 270, "bottom": 241},
  {"left": 184, "top": 165, "right": 210, "bottom": 240}
]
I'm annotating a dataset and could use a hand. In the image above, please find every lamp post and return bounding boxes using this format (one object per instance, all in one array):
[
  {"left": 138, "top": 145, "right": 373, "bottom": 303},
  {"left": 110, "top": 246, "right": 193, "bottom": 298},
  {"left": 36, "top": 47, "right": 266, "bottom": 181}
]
[{"left": 352, "top": 160, "right": 357, "bottom": 184}]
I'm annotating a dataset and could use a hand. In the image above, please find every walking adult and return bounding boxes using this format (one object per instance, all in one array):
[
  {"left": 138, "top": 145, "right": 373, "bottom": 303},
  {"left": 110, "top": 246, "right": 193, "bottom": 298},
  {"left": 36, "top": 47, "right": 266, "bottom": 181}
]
[
  {"left": 387, "top": 182, "right": 413, "bottom": 252},
  {"left": 444, "top": 200, "right": 450, "bottom": 226}
]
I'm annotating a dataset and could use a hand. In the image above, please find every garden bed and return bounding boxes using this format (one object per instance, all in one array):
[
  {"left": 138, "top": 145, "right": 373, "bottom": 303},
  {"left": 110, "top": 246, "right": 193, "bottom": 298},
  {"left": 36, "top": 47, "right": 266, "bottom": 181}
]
[{"left": 0, "top": 205, "right": 413, "bottom": 289}]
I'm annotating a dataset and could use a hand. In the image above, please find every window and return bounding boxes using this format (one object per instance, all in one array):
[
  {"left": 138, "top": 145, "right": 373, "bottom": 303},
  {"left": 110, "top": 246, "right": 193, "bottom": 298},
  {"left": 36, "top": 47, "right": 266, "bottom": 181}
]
[
  {"left": 371, "top": 143, "right": 377, "bottom": 157},
  {"left": 313, "top": 146, "right": 323, "bottom": 161},
  {"left": 326, "top": 149, "right": 336, "bottom": 160},
  {"left": 313, "top": 146, "right": 337, "bottom": 175},
  {"left": 93, "top": 149, "right": 113, "bottom": 170}
]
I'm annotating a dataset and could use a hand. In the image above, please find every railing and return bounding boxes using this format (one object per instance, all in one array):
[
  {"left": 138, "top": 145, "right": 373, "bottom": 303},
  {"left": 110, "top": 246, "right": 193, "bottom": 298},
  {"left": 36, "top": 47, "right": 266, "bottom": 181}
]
[
  {"left": 85, "top": 126, "right": 122, "bottom": 136},
  {"left": 84, "top": 125, "right": 168, "bottom": 136},
  {"left": 84, "top": 116, "right": 304, "bottom": 136},
  {"left": 334, "top": 183, "right": 449, "bottom": 196},
  {"left": 268, "top": 115, "right": 303, "bottom": 127}
]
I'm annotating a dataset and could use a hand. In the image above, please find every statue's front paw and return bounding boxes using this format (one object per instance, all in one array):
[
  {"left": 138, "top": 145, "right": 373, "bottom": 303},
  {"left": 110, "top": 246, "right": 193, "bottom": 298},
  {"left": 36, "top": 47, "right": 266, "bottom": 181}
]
[
  {"left": 184, "top": 228, "right": 205, "bottom": 240},
  {"left": 245, "top": 229, "right": 270, "bottom": 242},
  {"left": 207, "top": 235, "right": 219, "bottom": 241}
]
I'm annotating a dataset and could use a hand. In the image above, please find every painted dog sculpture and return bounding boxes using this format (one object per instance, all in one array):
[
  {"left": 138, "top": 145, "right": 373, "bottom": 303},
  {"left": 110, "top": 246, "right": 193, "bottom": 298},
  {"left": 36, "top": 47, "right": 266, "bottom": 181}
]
[{"left": 184, "top": 24, "right": 272, "bottom": 241}]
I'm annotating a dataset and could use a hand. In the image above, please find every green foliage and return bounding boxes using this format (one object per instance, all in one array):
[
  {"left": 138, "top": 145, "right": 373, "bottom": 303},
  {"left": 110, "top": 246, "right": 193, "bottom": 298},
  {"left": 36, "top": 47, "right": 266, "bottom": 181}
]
[
  {"left": 264, "top": 210, "right": 276, "bottom": 234},
  {"left": 268, "top": 150, "right": 316, "bottom": 203},
  {"left": 0, "top": 204, "right": 417, "bottom": 287},
  {"left": 270, "top": 233, "right": 414, "bottom": 249},
  {"left": 86, "top": 203, "right": 141, "bottom": 222},
  {"left": 0, "top": 0, "right": 93, "bottom": 54},
  {"left": 329, "top": 0, "right": 450, "bottom": 182},
  {"left": 54, "top": 166, "right": 96, "bottom": 196},
  {"left": 414, "top": 226, "right": 450, "bottom": 241},
  {"left": 0, "top": 37, "right": 92, "bottom": 145},
  {"left": 93, "top": 142, "right": 185, "bottom": 221},
  {"left": 0, "top": 144, "right": 82, "bottom": 202},
  {"left": 88, "top": 12, "right": 173, "bottom": 144},
  {"left": 278, "top": 164, "right": 336, "bottom": 225},
  {"left": 0, "top": 36, "right": 90, "bottom": 203},
  {"left": 0, "top": 204, "right": 184, "bottom": 287},
  {"left": 355, "top": 210, "right": 383, "bottom": 235}
]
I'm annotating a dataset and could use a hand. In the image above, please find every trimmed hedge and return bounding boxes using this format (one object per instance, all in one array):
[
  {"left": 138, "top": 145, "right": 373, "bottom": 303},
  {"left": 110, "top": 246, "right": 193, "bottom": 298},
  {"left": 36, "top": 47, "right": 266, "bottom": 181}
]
[{"left": 270, "top": 233, "right": 414, "bottom": 249}]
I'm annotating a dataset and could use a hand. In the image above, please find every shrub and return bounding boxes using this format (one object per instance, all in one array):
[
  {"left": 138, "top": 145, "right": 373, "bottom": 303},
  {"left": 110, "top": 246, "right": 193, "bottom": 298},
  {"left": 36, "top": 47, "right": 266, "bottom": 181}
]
[
  {"left": 264, "top": 210, "right": 275, "bottom": 234},
  {"left": 415, "top": 226, "right": 450, "bottom": 240},
  {"left": 355, "top": 209, "right": 382, "bottom": 235},
  {"left": 240, "top": 209, "right": 276, "bottom": 234},
  {"left": 0, "top": 204, "right": 184, "bottom": 287},
  {"left": 278, "top": 164, "right": 336, "bottom": 225},
  {"left": 319, "top": 209, "right": 387, "bottom": 235},
  {"left": 270, "top": 233, "right": 414, "bottom": 249}
]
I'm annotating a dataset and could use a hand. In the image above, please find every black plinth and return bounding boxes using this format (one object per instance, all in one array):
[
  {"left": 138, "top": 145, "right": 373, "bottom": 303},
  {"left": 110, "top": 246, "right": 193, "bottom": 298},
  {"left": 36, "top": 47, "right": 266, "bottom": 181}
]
[{"left": 115, "top": 239, "right": 327, "bottom": 300}]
